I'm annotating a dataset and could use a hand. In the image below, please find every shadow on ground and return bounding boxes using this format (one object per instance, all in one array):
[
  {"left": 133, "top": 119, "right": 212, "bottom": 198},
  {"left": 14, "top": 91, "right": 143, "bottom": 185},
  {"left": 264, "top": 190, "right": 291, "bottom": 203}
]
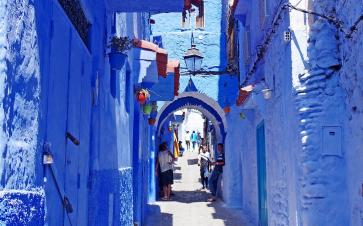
[
  {"left": 187, "top": 158, "right": 199, "bottom": 165},
  {"left": 146, "top": 204, "right": 173, "bottom": 226},
  {"left": 173, "top": 172, "right": 182, "bottom": 180},
  {"left": 207, "top": 202, "right": 246, "bottom": 226},
  {"left": 169, "top": 190, "right": 209, "bottom": 203}
]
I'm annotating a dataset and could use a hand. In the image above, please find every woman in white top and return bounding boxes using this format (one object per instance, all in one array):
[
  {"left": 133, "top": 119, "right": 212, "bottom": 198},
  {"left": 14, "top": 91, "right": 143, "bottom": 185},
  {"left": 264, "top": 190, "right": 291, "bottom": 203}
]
[
  {"left": 156, "top": 142, "right": 175, "bottom": 200},
  {"left": 198, "top": 146, "right": 211, "bottom": 190}
]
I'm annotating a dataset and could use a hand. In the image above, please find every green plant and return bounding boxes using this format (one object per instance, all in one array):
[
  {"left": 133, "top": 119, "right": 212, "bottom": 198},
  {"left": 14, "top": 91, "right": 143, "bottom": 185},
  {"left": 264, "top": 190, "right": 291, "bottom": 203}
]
[{"left": 109, "top": 36, "right": 133, "bottom": 53}]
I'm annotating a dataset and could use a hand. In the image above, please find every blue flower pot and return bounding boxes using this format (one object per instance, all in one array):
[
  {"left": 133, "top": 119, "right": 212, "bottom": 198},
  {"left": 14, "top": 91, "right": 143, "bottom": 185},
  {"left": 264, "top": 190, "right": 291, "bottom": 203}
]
[{"left": 109, "top": 52, "right": 127, "bottom": 70}]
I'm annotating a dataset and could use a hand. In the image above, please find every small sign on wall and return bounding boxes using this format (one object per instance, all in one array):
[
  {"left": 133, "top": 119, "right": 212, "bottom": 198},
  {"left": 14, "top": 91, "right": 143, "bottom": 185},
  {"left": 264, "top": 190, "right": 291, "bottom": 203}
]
[{"left": 322, "top": 126, "right": 342, "bottom": 157}]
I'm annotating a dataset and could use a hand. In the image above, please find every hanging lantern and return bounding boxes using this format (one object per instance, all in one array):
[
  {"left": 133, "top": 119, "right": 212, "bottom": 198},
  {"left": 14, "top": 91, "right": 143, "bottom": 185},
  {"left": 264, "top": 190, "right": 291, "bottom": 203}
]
[
  {"left": 143, "top": 104, "right": 152, "bottom": 115},
  {"left": 136, "top": 89, "right": 150, "bottom": 104}
]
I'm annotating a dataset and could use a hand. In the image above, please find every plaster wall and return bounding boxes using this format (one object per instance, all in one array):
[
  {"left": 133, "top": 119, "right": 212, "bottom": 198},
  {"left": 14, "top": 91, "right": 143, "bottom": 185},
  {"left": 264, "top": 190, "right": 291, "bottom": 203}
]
[
  {"left": 335, "top": 0, "right": 363, "bottom": 225},
  {"left": 151, "top": 0, "right": 227, "bottom": 72},
  {"left": 0, "top": 0, "right": 151, "bottom": 225},
  {"left": 0, "top": 0, "right": 48, "bottom": 224},
  {"left": 228, "top": 0, "right": 350, "bottom": 225}
]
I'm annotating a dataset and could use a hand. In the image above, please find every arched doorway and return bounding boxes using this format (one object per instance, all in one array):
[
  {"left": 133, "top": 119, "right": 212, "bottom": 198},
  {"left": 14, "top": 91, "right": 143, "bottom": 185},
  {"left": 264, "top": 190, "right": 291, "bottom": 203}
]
[
  {"left": 148, "top": 92, "right": 228, "bottom": 202},
  {"left": 156, "top": 92, "right": 227, "bottom": 143}
]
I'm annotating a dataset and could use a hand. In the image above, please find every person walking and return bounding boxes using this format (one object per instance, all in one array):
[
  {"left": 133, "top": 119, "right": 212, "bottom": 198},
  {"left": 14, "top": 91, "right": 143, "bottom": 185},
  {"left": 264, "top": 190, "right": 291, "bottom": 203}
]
[
  {"left": 197, "top": 132, "right": 202, "bottom": 150},
  {"left": 208, "top": 143, "right": 225, "bottom": 202},
  {"left": 198, "top": 146, "right": 211, "bottom": 190},
  {"left": 156, "top": 143, "right": 174, "bottom": 201},
  {"left": 185, "top": 131, "right": 191, "bottom": 151},
  {"left": 191, "top": 131, "right": 198, "bottom": 151},
  {"left": 178, "top": 141, "right": 185, "bottom": 157}
]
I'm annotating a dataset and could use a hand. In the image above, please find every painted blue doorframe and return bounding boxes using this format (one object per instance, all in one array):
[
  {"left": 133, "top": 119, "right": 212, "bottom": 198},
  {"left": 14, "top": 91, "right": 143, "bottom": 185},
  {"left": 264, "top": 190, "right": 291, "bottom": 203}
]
[{"left": 257, "top": 121, "right": 268, "bottom": 226}]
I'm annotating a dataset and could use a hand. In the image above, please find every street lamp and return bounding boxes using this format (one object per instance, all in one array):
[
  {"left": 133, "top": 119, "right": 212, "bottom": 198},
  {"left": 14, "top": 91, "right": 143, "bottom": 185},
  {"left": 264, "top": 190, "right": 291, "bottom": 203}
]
[{"left": 183, "top": 33, "right": 203, "bottom": 75}]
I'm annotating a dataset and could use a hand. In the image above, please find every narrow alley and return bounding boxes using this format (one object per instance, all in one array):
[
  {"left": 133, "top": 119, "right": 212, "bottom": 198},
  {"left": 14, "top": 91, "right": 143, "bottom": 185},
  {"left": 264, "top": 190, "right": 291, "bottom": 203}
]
[
  {"left": 1, "top": 0, "right": 363, "bottom": 226},
  {"left": 146, "top": 151, "right": 252, "bottom": 226}
]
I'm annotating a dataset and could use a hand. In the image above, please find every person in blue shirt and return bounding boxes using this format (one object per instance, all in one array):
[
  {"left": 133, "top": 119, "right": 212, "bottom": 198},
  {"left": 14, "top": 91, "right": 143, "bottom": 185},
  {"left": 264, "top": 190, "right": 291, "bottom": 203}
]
[
  {"left": 190, "top": 131, "right": 198, "bottom": 151},
  {"left": 208, "top": 143, "right": 225, "bottom": 202}
]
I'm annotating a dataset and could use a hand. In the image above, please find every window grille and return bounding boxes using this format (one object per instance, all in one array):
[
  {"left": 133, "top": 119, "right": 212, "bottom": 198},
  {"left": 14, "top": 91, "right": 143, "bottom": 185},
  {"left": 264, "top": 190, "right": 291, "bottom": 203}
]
[{"left": 58, "top": 0, "right": 91, "bottom": 50}]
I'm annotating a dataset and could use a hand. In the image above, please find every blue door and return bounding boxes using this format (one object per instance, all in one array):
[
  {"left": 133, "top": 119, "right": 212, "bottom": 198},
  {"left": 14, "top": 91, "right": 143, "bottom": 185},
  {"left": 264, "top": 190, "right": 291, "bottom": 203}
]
[
  {"left": 44, "top": 3, "right": 92, "bottom": 226},
  {"left": 257, "top": 121, "right": 268, "bottom": 226}
]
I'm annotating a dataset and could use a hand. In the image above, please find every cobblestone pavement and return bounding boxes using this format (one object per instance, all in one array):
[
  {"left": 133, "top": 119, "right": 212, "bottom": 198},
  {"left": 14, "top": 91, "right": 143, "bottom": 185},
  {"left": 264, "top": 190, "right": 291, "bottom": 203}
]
[{"left": 145, "top": 150, "right": 253, "bottom": 226}]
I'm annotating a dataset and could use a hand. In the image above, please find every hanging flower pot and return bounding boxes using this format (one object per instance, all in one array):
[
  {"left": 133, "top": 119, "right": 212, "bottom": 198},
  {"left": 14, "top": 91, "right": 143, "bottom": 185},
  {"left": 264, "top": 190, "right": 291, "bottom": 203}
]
[
  {"left": 148, "top": 118, "right": 156, "bottom": 125},
  {"left": 224, "top": 106, "right": 231, "bottom": 114},
  {"left": 108, "top": 37, "right": 133, "bottom": 70},
  {"left": 150, "top": 111, "right": 157, "bottom": 120},
  {"left": 151, "top": 103, "right": 158, "bottom": 112},
  {"left": 108, "top": 52, "right": 127, "bottom": 70},
  {"left": 143, "top": 104, "right": 152, "bottom": 115},
  {"left": 136, "top": 89, "right": 150, "bottom": 104}
]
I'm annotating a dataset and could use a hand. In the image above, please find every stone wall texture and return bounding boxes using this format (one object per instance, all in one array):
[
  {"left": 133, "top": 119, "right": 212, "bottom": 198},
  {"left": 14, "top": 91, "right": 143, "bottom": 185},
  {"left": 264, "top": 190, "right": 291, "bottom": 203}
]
[
  {"left": 0, "top": 189, "right": 45, "bottom": 225},
  {"left": 295, "top": 19, "right": 349, "bottom": 226},
  {"left": 336, "top": 0, "right": 363, "bottom": 225}
]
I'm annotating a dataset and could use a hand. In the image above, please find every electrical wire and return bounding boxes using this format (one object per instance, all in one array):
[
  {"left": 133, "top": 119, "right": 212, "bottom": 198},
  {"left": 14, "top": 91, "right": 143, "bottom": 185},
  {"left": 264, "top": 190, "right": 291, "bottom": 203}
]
[{"left": 241, "top": 1, "right": 363, "bottom": 85}]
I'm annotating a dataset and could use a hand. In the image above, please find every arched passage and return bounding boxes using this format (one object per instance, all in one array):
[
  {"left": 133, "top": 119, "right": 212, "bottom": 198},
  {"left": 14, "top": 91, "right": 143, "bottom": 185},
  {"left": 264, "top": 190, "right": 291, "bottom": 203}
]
[
  {"left": 147, "top": 92, "right": 228, "bottom": 203},
  {"left": 156, "top": 92, "right": 227, "bottom": 143}
]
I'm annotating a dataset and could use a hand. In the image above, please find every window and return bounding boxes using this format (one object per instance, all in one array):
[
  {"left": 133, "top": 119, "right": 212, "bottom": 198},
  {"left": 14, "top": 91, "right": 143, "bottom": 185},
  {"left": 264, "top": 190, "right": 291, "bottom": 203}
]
[
  {"left": 58, "top": 0, "right": 91, "bottom": 50},
  {"left": 195, "top": 0, "right": 205, "bottom": 29},
  {"left": 259, "top": 0, "right": 270, "bottom": 28},
  {"left": 181, "top": 10, "right": 190, "bottom": 29},
  {"left": 182, "top": 0, "right": 205, "bottom": 29},
  {"left": 243, "top": 26, "right": 251, "bottom": 67}
]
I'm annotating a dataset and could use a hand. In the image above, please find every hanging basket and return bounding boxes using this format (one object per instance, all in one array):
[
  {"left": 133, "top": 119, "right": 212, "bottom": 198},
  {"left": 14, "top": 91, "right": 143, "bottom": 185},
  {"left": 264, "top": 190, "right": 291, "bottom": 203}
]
[
  {"left": 143, "top": 104, "right": 152, "bottom": 115},
  {"left": 108, "top": 52, "right": 127, "bottom": 70},
  {"left": 148, "top": 118, "right": 156, "bottom": 125},
  {"left": 136, "top": 89, "right": 150, "bottom": 104}
]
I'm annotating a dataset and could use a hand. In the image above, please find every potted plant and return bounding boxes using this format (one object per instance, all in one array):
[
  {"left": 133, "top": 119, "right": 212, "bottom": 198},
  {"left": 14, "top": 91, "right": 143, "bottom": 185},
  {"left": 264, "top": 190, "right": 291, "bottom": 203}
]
[
  {"left": 108, "top": 36, "right": 133, "bottom": 70},
  {"left": 148, "top": 118, "right": 156, "bottom": 125},
  {"left": 136, "top": 89, "right": 150, "bottom": 105},
  {"left": 143, "top": 103, "right": 152, "bottom": 115},
  {"left": 224, "top": 106, "right": 231, "bottom": 114}
]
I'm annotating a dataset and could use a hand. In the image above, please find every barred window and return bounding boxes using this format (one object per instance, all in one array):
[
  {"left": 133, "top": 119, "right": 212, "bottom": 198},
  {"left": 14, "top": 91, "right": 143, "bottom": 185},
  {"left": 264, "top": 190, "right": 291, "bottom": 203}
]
[{"left": 58, "top": 0, "right": 91, "bottom": 50}]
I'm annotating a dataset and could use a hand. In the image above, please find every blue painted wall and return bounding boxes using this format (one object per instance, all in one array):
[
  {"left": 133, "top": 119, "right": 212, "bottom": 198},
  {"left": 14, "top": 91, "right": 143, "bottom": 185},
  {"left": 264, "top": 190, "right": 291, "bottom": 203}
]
[
  {"left": 151, "top": 0, "right": 238, "bottom": 108},
  {"left": 0, "top": 0, "right": 152, "bottom": 225}
]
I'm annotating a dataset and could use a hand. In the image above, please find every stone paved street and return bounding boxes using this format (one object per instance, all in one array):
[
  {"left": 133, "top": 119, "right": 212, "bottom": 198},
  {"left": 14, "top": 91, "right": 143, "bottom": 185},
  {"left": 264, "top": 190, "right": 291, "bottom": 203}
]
[{"left": 145, "top": 151, "right": 253, "bottom": 226}]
